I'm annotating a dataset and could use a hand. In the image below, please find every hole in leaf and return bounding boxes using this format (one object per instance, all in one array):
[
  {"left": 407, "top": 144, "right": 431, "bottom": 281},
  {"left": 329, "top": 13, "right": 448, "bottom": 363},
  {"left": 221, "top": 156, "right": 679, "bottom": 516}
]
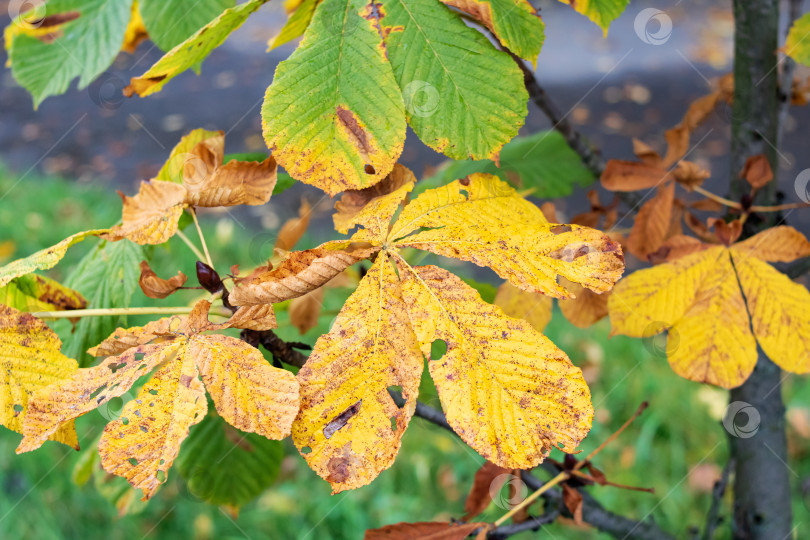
[
  {"left": 107, "top": 362, "right": 127, "bottom": 374},
  {"left": 301, "top": 446, "right": 312, "bottom": 454},
  {"left": 387, "top": 386, "right": 405, "bottom": 408},
  {"left": 12, "top": 404, "right": 23, "bottom": 414},
  {"left": 159, "top": 459, "right": 165, "bottom": 465},
  {"left": 156, "top": 470, "right": 166, "bottom": 483},
  {"left": 134, "top": 353, "right": 145, "bottom": 361},
  {"left": 459, "top": 189, "right": 469, "bottom": 199},
  {"left": 128, "top": 458, "right": 138, "bottom": 466},
  {"left": 121, "top": 417, "right": 129, "bottom": 425},
  {"left": 90, "top": 385, "right": 107, "bottom": 399},
  {"left": 430, "top": 339, "right": 447, "bottom": 361},
  {"left": 390, "top": 416, "right": 397, "bottom": 432},
  {"left": 364, "top": 164, "right": 375, "bottom": 174},
  {"left": 148, "top": 389, "right": 158, "bottom": 395}
]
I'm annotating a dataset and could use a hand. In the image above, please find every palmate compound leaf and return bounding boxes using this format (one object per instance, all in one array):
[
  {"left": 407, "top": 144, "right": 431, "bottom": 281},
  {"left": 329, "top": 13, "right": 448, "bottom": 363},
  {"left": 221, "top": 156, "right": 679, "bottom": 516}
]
[
  {"left": 239, "top": 168, "right": 620, "bottom": 492},
  {"left": 0, "top": 305, "right": 78, "bottom": 448},
  {"left": 390, "top": 174, "right": 625, "bottom": 298},
  {"left": 608, "top": 226, "right": 810, "bottom": 388},
  {"left": 293, "top": 253, "right": 424, "bottom": 493},
  {"left": 396, "top": 261, "right": 593, "bottom": 469},
  {"left": 126, "top": 0, "right": 269, "bottom": 96},
  {"left": 261, "top": 0, "right": 407, "bottom": 195},
  {"left": 378, "top": 0, "right": 527, "bottom": 162},
  {"left": 108, "top": 132, "right": 277, "bottom": 245},
  {"left": 18, "top": 301, "right": 299, "bottom": 499}
]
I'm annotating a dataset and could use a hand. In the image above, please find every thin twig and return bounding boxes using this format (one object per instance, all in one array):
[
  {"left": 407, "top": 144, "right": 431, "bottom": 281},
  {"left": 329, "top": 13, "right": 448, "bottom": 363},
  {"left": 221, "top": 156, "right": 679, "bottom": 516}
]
[
  {"left": 493, "top": 471, "right": 568, "bottom": 527},
  {"left": 701, "top": 458, "right": 734, "bottom": 540},
  {"left": 176, "top": 229, "right": 207, "bottom": 262},
  {"left": 487, "top": 508, "right": 560, "bottom": 539},
  {"left": 579, "top": 402, "right": 648, "bottom": 468},
  {"left": 190, "top": 208, "right": 214, "bottom": 268},
  {"left": 693, "top": 186, "right": 742, "bottom": 209},
  {"left": 32, "top": 305, "right": 233, "bottom": 319}
]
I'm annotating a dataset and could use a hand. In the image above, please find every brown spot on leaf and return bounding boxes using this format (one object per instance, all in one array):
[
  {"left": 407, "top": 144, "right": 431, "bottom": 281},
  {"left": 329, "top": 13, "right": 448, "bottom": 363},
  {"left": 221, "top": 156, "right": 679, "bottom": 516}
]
[
  {"left": 551, "top": 225, "right": 573, "bottom": 234},
  {"left": 323, "top": 400, "right": 362, "bottom": 439},
  {"left": 336, "top": 107, "right": 371, "bottom": 158}
]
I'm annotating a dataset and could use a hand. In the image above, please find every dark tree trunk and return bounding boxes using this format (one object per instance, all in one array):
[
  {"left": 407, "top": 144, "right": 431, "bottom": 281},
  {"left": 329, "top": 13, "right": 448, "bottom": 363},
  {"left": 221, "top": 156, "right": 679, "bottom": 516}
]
[{"left": 727, "top": 1, "right": 792, "bottom": 539}]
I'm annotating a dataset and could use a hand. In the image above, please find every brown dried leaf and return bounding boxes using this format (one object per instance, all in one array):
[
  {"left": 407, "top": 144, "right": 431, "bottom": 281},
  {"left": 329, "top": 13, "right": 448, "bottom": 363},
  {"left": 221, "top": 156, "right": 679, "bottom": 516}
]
[
  {"left": 288, "top": 288, "right": 324, "bottom": 334},
  {"left": 275, "top": 200, "right": 312, "bottom": 252},
  {"left": 184, "top": 157, "right": 277, "bottom": 207},
  {"left": 648, "top": 235, "right": 711, "bottom": 264},
  {"left": 230, "top": 241, "right": 375, "bottom": 306},
  {"left": 740, "top": 155, "right": 773, "bottom": 190},
  {"left": 709, "top": 218, "right": 743, "bottom": 246},
  {"left": 601, "top": 160, "right": 669, "bottom": 192},
  {"left": 632, "top": 138, "right": 662, "bottom": 166},
  {"left": 562, "top": 484, "right": 584, "bottom": 525},
  {"left": 662, "top": 125, "right": 690, "bottom": 168},
  {"left": 226, "top": 305, "right": 277, "bottom": 331},
  {"left": 627, "top": 181, "right": 676, "bottom": 259},
  {"left": 108, "top": 180, "right": 188, "bottom": 245},
  {"left": 558, "top": 277, "right": 609, "bottom": 328},
  {"left": 673, "top": 161, "right": 711, "bottom": 190},
  {"left": 463, "top": 461, "right": 510, "bottom": 520},
  {"left": 88, "top": 315, "right": 186, "bottom": 357},
  {"left": 364, "top": 521, "right": 486, "bottom": 540},
  {"left": 539, "top": 201, "right": 558, "bottom": 223},
  {"left": 138, "top": 261, "right": 187, "bottom": 299}
]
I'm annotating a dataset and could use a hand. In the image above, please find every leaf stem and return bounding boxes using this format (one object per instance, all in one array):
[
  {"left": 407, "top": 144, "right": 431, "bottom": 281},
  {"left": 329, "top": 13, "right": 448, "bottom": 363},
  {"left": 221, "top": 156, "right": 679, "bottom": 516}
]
[
  {"left": 493, "top": 471, "right": 568, "bottom": 527},
  {"left": 190, "top": 208, "right": 214, "bottom": 268},
  {"left": 693, "top": 186, "right": 742, "bottom": 209},
  {"left": 32, "top": 306, "right": 233, "bottom": 320},
  {"left": 176, "top": 229, "right": 207, "bottom": 262},
  {"left": 693, "top": 185, "right": 810, "bottom": 213}
]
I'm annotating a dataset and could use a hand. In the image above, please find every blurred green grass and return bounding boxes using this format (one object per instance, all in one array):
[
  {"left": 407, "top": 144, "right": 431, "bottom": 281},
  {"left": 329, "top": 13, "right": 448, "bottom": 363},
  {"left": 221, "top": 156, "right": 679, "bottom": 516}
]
[{"left": 1, "top": 167, "right": 809, "bottom": 540}]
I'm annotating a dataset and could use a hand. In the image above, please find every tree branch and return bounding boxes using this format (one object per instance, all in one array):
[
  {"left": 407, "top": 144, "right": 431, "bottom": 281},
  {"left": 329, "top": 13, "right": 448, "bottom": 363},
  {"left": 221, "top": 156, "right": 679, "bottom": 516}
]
[
  {"left": 702, "top": 458, "right": 734, "bottom": 540},
  {"left": 726, "top": 1, "right": 793, "bottom": 538},
  {"left": 487, "top": 508, "right": 560, "bottom": 539},
  {"left": 391, "top": 389, "right": 675, "bottom": 540}
]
